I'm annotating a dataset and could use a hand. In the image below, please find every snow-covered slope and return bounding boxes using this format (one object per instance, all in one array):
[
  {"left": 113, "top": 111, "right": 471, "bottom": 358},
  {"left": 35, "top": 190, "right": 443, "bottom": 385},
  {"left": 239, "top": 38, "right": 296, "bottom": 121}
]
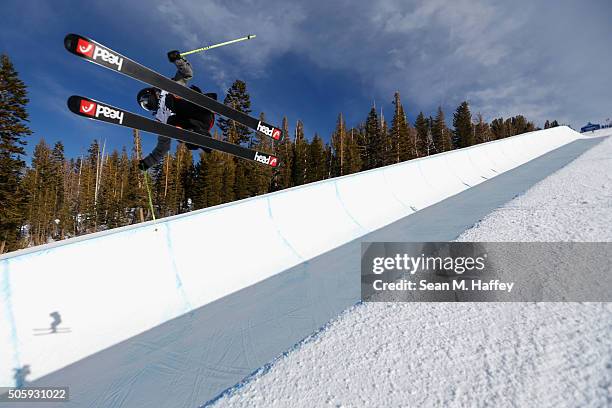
[
  {"left": 0, "top": 127, "right": 582, "bottom": 387},
  {"left": 460, "top": 135, "right": 612, "bottom": 242},
  {"left": 583, "top": 126, "right": 612, "bottom": 138},
  {"left": 211, "top": 135, "right": 612, "bottom": 408}
]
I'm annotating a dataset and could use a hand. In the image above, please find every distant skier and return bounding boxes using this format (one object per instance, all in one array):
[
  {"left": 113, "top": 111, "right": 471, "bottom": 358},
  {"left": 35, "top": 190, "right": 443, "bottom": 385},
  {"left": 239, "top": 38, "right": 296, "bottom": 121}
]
[{"left": 137, "top": 50, "right": 216, "bottom": 171}]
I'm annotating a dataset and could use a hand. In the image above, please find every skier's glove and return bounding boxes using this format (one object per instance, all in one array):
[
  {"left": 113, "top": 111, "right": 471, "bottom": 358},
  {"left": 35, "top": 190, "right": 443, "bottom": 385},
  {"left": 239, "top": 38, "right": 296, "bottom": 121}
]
[
  {"left": 138, "top": 159, "right": 150, "bottom": 172},
  {"left": 167, "top": 50, "right": 182, "bottom": 62}
]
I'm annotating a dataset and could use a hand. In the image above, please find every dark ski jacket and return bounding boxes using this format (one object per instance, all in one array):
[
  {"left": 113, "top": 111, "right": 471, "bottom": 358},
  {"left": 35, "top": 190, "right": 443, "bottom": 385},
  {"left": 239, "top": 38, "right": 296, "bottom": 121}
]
[
  {"left": 166, "top": 89, "right": 216, "bottom": 132},
  {"left": 142, "top": 58, "right": 215, "bottom": 168}
]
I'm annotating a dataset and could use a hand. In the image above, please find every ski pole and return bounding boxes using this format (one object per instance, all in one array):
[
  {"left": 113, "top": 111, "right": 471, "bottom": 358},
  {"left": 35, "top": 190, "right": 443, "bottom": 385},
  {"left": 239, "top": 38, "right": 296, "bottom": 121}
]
[{"left": 180, "top": 35, "right": 256, "bottom": 57}]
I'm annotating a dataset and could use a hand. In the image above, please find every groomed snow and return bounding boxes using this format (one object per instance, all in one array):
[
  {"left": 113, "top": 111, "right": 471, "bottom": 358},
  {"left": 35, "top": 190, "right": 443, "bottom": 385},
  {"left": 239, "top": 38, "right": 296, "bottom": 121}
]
[
  {"left": 210, "top": 136, "right": 612, "bottom": 407},
  {"left": 459, "top": 136, "right": 612, "bottom": 242}
]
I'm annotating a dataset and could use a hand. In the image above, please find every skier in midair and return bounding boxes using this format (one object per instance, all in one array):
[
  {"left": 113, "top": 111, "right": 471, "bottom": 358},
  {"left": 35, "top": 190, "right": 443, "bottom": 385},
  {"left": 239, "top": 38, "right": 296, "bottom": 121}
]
[{"left": 137, "top": 50, "right": 216, "bottom": 171}]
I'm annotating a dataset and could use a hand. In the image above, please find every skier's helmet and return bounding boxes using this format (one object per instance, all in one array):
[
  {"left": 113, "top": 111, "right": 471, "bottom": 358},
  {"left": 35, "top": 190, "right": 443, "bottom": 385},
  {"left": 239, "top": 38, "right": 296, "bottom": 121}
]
[{"left": 137, "top": 87, "right": 159, "bottom": 111}]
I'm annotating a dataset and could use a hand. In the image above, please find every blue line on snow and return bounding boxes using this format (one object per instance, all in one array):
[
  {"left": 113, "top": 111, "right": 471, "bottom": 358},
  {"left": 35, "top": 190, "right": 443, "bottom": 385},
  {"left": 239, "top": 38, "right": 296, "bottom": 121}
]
[
  {"left": 163, "top": 224, "right": 193, "bottom": 315},
  {"left": 1, "top": 259, "right": 21, "bottom": 386},
  {"left": 334, "top": 182, "right": 366, "bottom": 232},
  {"left": 266, "top": 197, "right": 304, "bottom": 261}
]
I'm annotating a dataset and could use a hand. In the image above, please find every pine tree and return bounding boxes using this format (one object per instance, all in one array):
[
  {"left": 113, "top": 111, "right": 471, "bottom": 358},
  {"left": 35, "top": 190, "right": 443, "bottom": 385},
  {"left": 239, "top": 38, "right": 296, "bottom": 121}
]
[
  {"left": 84, "top": 143, "right": 98, "bottom": 230},
  {"left": 128, "top": 129, "right": 148, "bottom": 223},
  {"left": 390, "top": 92, "right": 412, "bottom": 162},
  {"left": 490, "top": 117, "right": 506, "bottom": 140},
  {"left": 202, "top": 150, "right": 225, "bottom": 207},
  {"left": 191, "top": 129, "right": 234, "bottom": 207},
  {"left": 344, "top": 127, "right": 363, "bottom": 174},
  {"left": 217, "top": 80, "right": 252, "bottom": 145},
  {"left": 217, "top": 81, "right": 254, "bottom": 199},
  {"left": 220, "top": 153, "right": 236, "bottom": 203},
  {"left": 491, "top": 115, "right": 537, "bottom": 139},
  {"left": 291, "top": 120, "right": 308, "bottom": 186},
  {"left": 88, "top": 139, "right": 103, "bottom": 231},
  {"left": 0, "top": 54, "right": 30, "bottom": 252},
  {"left": 72, "top": 156, "right": 85, "bottom": 231},
  {"left": 306, "top": 133, "right": 327, "bottom": 183},
  {"left": 98, "top": 143, "right": 124, "bottom": 230},
  {"left": 23, "top": 139, "right": 54, "bottom": 245},
  {"left": 330, "top": 113, "right": 347, "bottom": 177},
  {"left": 323, "top": 138, "right": 332, "bottom": 179},
  {"left": 116, "top": 147, "right": 131, "bottom": 224},
  {"left": 431, "top": 106, "right": 452, "bottom": 152},
  {"left": 22, "top": 139, "right": 74, "bottom": 243},
  {"left": 510, "top": 115, "right": 536, "bottom": 135},
  {"left": 233, "top": 160, "right": 250, "bottom": 199},
  {"left": 414, "top": 112, "right": 429, "bottom": 157},
  {"left": 152, "top": 152, "right": 175, "bottom": 217},
  {"left": 453, "top": 101, "right": 473, "bottom": 148},
  {"left": 50, "top": 141, "right": 70, "bottom": 238},
  {"left": 63, "top": 157, "right": 80, "bottom": 236},
  {"left": 173, "top": 143, "right": 194, "bottom": 213},
  {"left": 272, "top": 116, "right": 293, "bottom": 191},
  {"left": 379, "top": 109, "right": 391, "bottom": 164},
  {"left": 383, "top": 118, "right": 395, "bottom": 165},
  {"left": 101, "top": 149, "right": 121, "bottom": 229},
  {"left": 473, "top": 113, "right": 492, "bottom": 144},
  {"left": 364, "top": 107, "right": 383, "bottom": 169},
  {"left": 192, "top": 151, "right": 208, "bottom": 209},
  {"left": 426, "top": 116, "right": 436, "bottom": 155},
  {"left": 505, "top": 118, "right": 516, "bottom": 137}
]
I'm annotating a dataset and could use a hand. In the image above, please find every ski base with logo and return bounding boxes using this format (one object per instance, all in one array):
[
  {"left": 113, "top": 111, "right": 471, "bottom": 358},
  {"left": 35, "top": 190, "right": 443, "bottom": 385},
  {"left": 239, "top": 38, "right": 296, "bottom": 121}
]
[
  {"left": 68, "top": 96, "right": 279, "bottom": 167},
  {"left": 64, "top": 33, "right": 283, "bottom": 141}
]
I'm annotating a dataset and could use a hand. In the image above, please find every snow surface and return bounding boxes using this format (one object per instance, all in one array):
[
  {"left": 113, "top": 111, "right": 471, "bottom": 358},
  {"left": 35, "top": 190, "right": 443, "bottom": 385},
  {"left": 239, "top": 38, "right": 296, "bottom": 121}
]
[
  {"left": 210, "top": 136, "right": 612, "bottom": 408},
  {"left": 459, "top": 136, "right": 612, "bottom": 242}
]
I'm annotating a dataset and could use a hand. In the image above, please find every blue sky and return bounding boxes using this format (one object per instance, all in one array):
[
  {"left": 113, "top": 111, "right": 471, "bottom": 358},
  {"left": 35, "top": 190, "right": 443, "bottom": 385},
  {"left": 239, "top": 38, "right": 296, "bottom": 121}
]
[{"left": 1, "top": 0, "right": 611, "bottom": 160}]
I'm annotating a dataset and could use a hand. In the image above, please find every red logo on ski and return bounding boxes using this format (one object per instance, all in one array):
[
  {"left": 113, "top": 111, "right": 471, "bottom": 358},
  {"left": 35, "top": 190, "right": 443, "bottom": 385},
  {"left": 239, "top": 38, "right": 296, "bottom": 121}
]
[
  {"left": 79, "top": 100, "right": 97, "bottom": 116},
  {"left": 257, "top": 121, "right": 282, "bottom": 141},
  {"left": 76, "top": 38, "right": 95, "bottom": 58},
  {"left": 254, "top": 151, "right": 278, "bottom": 167}
]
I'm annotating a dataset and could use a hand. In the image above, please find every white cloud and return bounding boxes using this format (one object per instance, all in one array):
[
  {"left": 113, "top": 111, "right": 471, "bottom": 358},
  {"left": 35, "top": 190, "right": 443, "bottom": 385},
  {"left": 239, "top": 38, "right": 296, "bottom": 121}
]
[
  {"left": 103, "top": 0, "right": 612, "bottom": 127},
  {"left": 154, "top": 0, "right": 306, "bottom": 72}
]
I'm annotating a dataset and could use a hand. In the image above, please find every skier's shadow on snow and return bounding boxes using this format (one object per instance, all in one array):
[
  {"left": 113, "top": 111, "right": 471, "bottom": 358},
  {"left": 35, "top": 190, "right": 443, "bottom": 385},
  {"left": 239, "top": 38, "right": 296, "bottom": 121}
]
[
  {"left": 32, "top": 311, "right": 71, "bottom": 336},
  {"left": 49, "top": 311, "right": 62, "bottom": 333}
]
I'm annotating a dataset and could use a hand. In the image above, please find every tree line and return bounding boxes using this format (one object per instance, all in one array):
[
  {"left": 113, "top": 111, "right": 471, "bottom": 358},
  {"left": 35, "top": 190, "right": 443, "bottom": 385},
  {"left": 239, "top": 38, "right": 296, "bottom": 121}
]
[{"left": 0, "top": 54, "right": 559, "bottom": 253}]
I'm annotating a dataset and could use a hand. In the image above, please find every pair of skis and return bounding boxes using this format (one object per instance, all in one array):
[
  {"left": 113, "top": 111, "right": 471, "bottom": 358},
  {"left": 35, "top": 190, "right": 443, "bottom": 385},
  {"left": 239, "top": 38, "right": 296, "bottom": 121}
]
[
  {"left": 64, "top": 34, "right": 281, "bottom": 167},
  {"left": 32, "top": 327, "right": 72, "bottom": 336}
]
